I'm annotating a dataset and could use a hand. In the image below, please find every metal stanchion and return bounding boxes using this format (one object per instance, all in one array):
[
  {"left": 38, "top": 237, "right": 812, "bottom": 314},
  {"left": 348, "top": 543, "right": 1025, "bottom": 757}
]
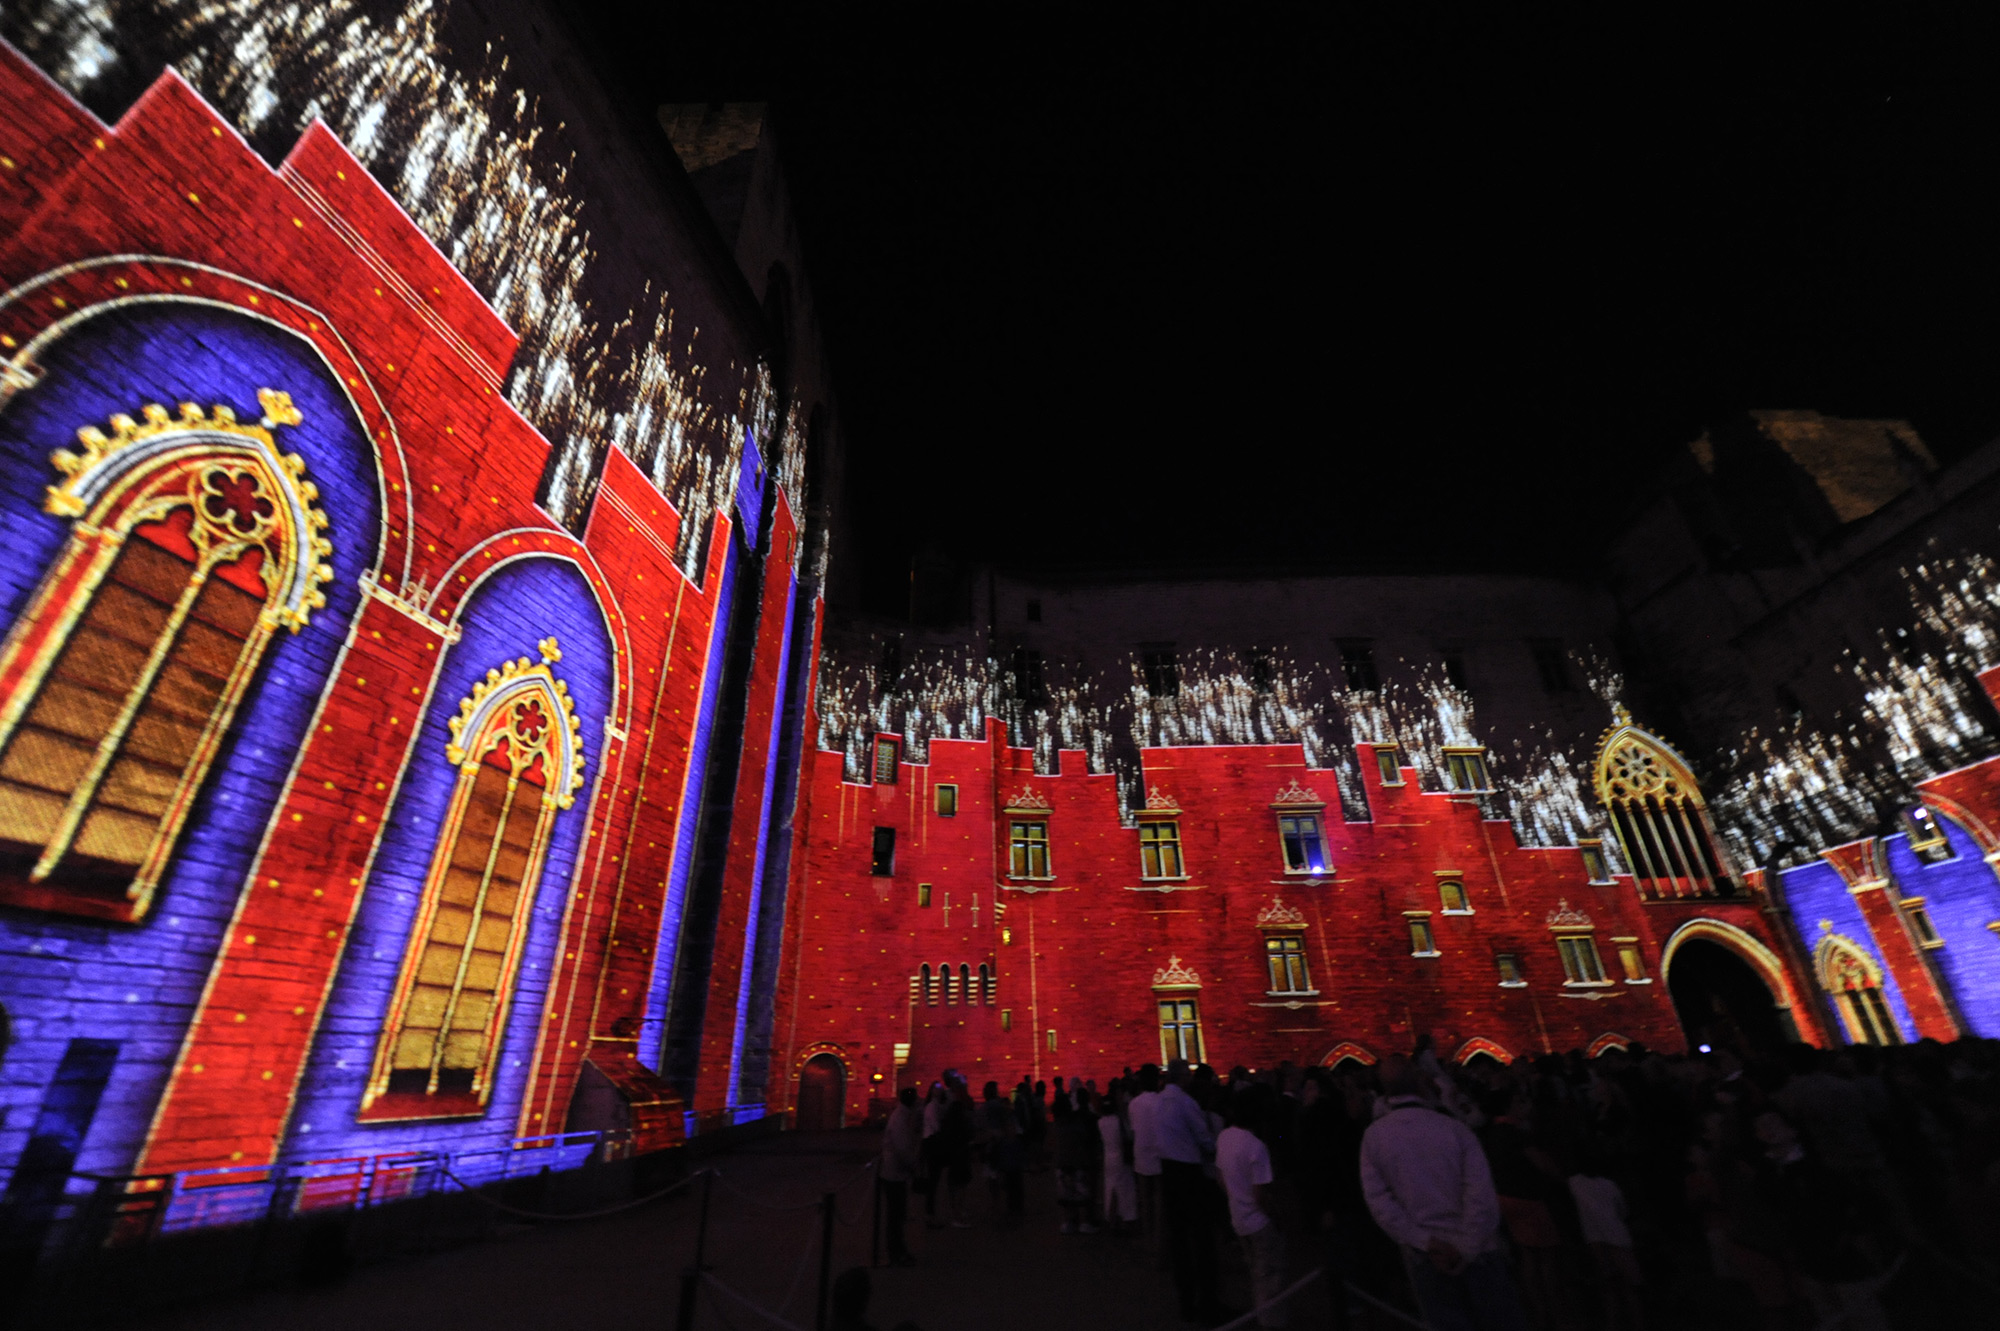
[
  {"left": 814, "top": 1190, "right": 835, "bottom": 1331},
  {"left": 869, "top": 1175, "right": 882, "bottom": 1268},
  {"left": 673, "top": 1170, "right": 712, "bottom": 1331}
]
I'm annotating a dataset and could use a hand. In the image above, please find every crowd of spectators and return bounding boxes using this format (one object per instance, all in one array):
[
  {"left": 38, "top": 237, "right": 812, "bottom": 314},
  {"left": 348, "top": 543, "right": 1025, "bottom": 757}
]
[{"left": 877, "top": 1036, "right": 2000, "bottom": 1329}]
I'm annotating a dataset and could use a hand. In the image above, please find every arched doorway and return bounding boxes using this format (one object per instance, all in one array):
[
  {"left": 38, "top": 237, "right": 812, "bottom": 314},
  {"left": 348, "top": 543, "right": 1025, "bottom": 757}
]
[
  {"left": 1666, "top": 938, "right": 1791, "bottom": 1054},
  {"left": 795, "top": 1054, "right": 846, "bottom": 1131}
]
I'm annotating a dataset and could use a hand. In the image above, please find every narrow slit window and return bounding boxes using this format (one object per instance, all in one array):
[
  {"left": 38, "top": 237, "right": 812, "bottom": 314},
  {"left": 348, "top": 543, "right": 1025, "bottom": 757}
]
[
  {"left": 1903, "top": 898, "right": 1943, "bottom": 948},
  {"left": 1407, "top": 915, "right": 1437, "bottom": 956},
  {"left": 977, "top": 963, "right": 991, "bottom": 1005}
]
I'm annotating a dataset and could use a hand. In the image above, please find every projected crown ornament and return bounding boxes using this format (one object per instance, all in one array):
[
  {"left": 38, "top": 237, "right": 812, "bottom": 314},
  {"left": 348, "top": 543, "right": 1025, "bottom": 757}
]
[
  {"left": 1256, "top": 896, "right": 1308, "bottom": 930},
  {"left": 1152, "top": 955, "right": 1201, "bottom": 989},
  {"left": 1545, "top": 899, "right": 1593, "bottom": 931},
  {"left": 1004, "top": 786, "right": 1051, "bottom": 811},
  {"left": 49, "top": 390, "right": 332, "bottom": 630},
  {"left": 1144, "top": 788, "right": 1180, "bottom": 812},
  {"left": 1272, "top": 780, "right": 1323, "bottom": 806}
]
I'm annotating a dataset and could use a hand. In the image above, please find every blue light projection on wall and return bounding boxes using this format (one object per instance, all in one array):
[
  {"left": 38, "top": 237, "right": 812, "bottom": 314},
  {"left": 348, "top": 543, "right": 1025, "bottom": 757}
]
[
  {"left": 0, "top": 302, "right": 380, "bottom": 1175},
  {"left": 277, "top": 555, "right": 613, "bottom": 1161},
  {"left": 1883, "top": 811, "right": 2000, "bottom": 1038}
]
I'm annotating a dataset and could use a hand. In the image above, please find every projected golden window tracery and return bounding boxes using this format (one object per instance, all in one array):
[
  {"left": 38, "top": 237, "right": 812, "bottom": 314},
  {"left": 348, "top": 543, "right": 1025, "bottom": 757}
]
[
  {"left": 362, "top": 645, "right": 586, "bottom": 1120},
  {"left": 1592, "top": 708, "right": 1735, "bottom": 902},
  {"left": 0, "top": 393, "right": 330, "bottom": 923}
]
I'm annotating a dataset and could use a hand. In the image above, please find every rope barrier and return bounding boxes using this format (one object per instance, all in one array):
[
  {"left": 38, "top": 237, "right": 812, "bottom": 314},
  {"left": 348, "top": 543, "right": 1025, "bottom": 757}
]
[
  {"left": 702, "top": 1271, "right": 810, "bottom": 1331},
  {"left": 1208, "top": 1266, "right": 1324, "bottom": 1331},
  {"left": 709, "top": 1157, "right": 876, "bottom": 1214},
  {"left": 1341, "top": 1278, "right": 1434, "bottom": 1330},
  {"left": 434, "top": 1165, "right": 704, "bottom": 1221}
]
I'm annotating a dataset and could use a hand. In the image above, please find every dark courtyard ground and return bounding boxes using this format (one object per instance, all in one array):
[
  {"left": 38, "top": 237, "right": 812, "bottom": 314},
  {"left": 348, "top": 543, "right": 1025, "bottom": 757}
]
[{"left": 61, "top": 1127, "right": 1984, "bottom": 1331}]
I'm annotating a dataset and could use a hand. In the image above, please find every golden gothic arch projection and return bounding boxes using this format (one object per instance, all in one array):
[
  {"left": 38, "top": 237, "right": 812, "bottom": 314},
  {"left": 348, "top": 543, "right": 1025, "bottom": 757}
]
[
  {"left": 362, "top": 643, "right": 587, "bottom": 1120},
  {"left": 1815, "top": 934, "right": 1902, "bottom": 1047},
  {"left": 1593, "top": 706, "right": 1735, "bottom": 902},
  {"left": 0, "top": 392, "right": 331, "bottom": 921}
]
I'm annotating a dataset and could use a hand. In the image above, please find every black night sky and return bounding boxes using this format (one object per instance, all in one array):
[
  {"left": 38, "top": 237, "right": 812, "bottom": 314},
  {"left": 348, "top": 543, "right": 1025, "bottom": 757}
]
[{"left": 587, "top": 5, "right": 2000, "bottom": 614}]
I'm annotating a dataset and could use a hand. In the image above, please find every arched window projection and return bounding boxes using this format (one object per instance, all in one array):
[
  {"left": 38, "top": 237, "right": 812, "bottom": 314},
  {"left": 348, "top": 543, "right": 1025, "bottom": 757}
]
[
  {"left": 362, "top": 642, "right": 586, "bottom": 1120},
  {"left": 0, "top": 392, "right": 331, "bottom": 922},
  {"left": 1816, "top": 935, "right": 1901, "bottom": 1047},
  {"left": 1593, "top": 706, "right": 1734, "bottom": 902}
]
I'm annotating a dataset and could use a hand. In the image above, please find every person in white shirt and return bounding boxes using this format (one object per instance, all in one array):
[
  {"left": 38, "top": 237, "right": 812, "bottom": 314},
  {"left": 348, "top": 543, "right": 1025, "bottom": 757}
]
[
  {"left": 1158, "top": 1058, "right": 1221, "bottom": 1323},
  {"left": 1217, "top": 1085, "right": 1286, "bottom": 1328},
  {"left": 877, "top": 1087, "right": 921, "bottom": 1265},
  {"left": 1098, "top": 1086, "right": 1137, "bottom": 1231},
  {"left": 1360, "top": 1056, "right": 1526, "bottom": 1331},
  {"left": 1127, "top": 1064, "right": 1165, "bottom": 1263},
  {"left": 1568, "top": 1152, "right": 1641, "bottom": 1330}
]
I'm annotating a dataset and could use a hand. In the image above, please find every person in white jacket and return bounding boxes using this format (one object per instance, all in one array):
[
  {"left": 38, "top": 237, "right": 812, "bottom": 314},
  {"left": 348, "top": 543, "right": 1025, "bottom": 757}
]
[
  {"left": 1360, "top": 1056, "right": 1527, "bottom": 1331},
  {"left": 1098, "top": 1085, "right": 1137, "bottom": 1232}
]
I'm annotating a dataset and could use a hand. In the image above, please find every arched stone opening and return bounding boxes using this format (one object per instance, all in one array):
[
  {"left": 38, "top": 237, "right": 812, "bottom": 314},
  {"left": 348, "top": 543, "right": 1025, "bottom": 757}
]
[{"left": 795, "top": 1052, "right": 847, "bottom": 1132}]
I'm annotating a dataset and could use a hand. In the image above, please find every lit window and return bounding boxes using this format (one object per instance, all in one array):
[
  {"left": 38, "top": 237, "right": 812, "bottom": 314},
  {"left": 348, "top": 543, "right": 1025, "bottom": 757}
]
[
  {"left": 1000, "top": 1008, "right": 1012, "bottom": 1032},
  {"left": 935, "top": 784, "right": 958, "bottom": 817},
  {"left": 1557, "top": 935, "right": 1607, "bottom": 984},
  {"left": 1278, "top": 813, "right": 1327, "bottom": 874},
  {"left": 917, "top": 882, "right": 931, "bottom": 908},
  {"left": 365, "top": 653, "right": 586, "bottom": 1118},
  {"left": 1407, "top": 913, "right": 1437, "bottom": 956},
  {"left": 1904, "top": 806, "right": 1952, "bottom": 864},
  {"left": 1529, "top": 638, "right": 1574, "bottom": 693},
  {"left": 0, "top": 396, "right": 330, "bottom": 923},
  {"left": 872, "top": 737, "right": 900, "bottom": 784},
  {"left": 1445, "top": 749, "right": 1489, "bottom": 792},
  {"left": 1139, "top": 820, "right": 1184, "bottom": 878},
  {"left": 1338, "top": 639, "right": 1379, "bottom": 692},
  {"left": 870, "top": 827, "right": 896, "bottom": 876},
  {"left": 1438, "top": 879, "right": 1471, "bottom": 914},
  {"left": 1495, "top": 953, "right": 1525, "bottom": 986},
  {"left": 1579, "top": 841, "right": 1610, "bottom": 883},
  {"left": 1903, "top": 897, "right": 1943, "bottom": 948},
  {"left": 1613, "top": 938, "right": 1648, "bottom": 982},
  {"left": 1264, "top": 934, "right": 1313, "bottom": 993},
  {"left": 1375, "top": 746, "right": 1403, "bottom": 785},
  {"left": 1009, "top": 819, "right": 1051, "bottom": 878},
  {"left": 1157, "top": 997, "right": 1202, "bottom": 1064}
]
